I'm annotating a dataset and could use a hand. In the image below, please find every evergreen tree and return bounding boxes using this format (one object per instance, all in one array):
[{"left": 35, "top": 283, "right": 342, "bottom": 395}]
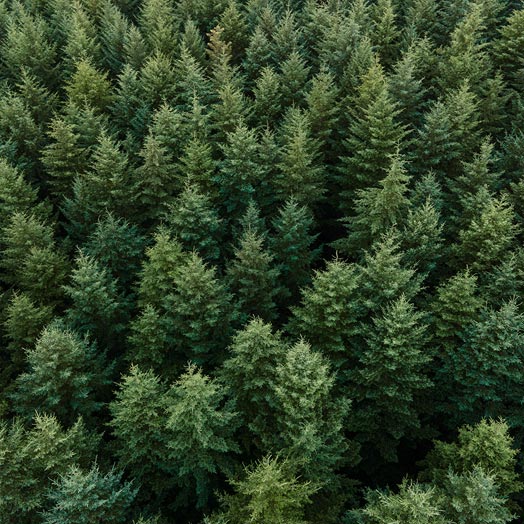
[
  {"left": 83, "top": 213, "right": 145, "bottom": 292},
  {"left": 109, "top": 366, "right": 172, "bottom": 503},
  {"left": 164, "top": 183, "right": 223, "bottom": 265},
  {"left": 288, "top": 258, "right": 361, "bottom": 374},
  {"left": 270, "top": 198, "right": 319, "bottom": 305},
  {"left": 209, "top": 455, "right": 317, "bottom": 524},
  {"left": 0, "top": 414, "right": 98, "bottom": 524},
  {"left": 226, "top": 228, "right": 279, "bottom": 326},
  {"left": 349, "top": 295, "right": 431, "bottom": 462},
  {"left": 63, "top": 252, "right": 123, "bottom": 349},
  {"left": 277, "top": 108, "right": 325, "bottom": 208},
  {"left": 165, "top": 364, "right": 239, "bottom": 509},
  {"left": 11, "top": 323, "right": 111, "bottom": 426},
  {"left": 338, "top": 61, "right": 406, "bottom": 213},
  {"left": 43, "top": 464, "right": 137, "bottom": 524},
  {"left": 220, "top": 318, "right": 286, "bottom": 452},
  {"left": 166, "top": 252, "right": 232, "bottom": 368}
]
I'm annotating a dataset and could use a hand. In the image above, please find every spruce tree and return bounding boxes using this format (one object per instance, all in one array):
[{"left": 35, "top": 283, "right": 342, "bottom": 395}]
[
  {"left": 349, "top": 295, "right": 431, "bottom": 462},
  {"left": 226, "top": 228, "right": 279, "bottom": 326},
  {"left": 220, "top": 318, "right": 286, "bottom": 452},
  {"left": 11, "top": 323, "right": 111, "bottom": 426},
  {"left": 165, "top": 365, "right": 239, "bottom": 509},
  {"left": 164, "top": 183, "right": 224, "bottom": 265},
  {"left": 43, "top": 464, "right": 137, "bottom": 524}
]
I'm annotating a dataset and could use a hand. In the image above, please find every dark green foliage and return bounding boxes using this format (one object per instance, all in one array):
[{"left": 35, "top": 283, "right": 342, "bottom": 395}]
[
  {"left": 227, "top": 228, "right": 279, "bottom": 326},
  {"left": 165, "top": 364, "right": 239, "bottom": 508},
  {"left": 43, "top": 464, "right": 137, "bottom": 524},
  {"left": 11, "top": 323, "right": 111, "bottom": 426},
  {"left": 0, "top": 414, "right": 98, "bottom": 524},
  {"left": 1, "top": 2, "right": 524, "bottom": 522}
]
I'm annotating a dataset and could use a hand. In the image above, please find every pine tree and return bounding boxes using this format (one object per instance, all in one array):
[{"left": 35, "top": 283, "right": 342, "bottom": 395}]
[
  {"left": 272, "top": 340, "right": 357, "bottom": 501},
  {"left": 252, "top": 66, "right": 282, "bottom": 128},
  {"left": 279, "top": 51, "right": 310, "bottom": 108},
  {"left": 209, "top": 456, "right": 317, "bottom": 524},
  {"left": 133, "top": 134, "right": 177, "bottom": 224},
  {"left": 277, "top": 108, "right": 325, "bottom": 208},
  {"left": 63, "top": 251, "right": 123, "bottom": 348},
  {"left": 493, "top": 8, "right": 524, "bottom": 92},
  {"left": 4, "top": 292, "right": 53, "bottom": 373},
  {"left": 65, "top": 59, "right": 114, "bottom": 114},
  {"left": 99, "top": 1, "right": 129, "bottom": 75},
  {"left": 454, "top": 195, "right": 518, "bottom": 273},
  {"left": 338, "top": 61, "right": 406, "bottom": 214},
  {"left": 226, "top": 229, "right": 279, "bottom": 326},
  {"left": 336, "top": 154, "right": 411, "bottom": 256},
  {"left": 270, "top": 198, "right": 319, "bottom": 306},
  {"left": 2, "top": 6, "right": 57, "bottom": 87},
  {"left": 349, "top": 295, "right": 431, "bottom": 462},
  {"left": 288, "top": 258, "right": 361, "bottom": 374},
  {"left": 217, "top": 122, "right": 262, "bottom": 225},
  {"left": 126, "top": 305, "right": 171, "bottom": 373},
  {"left": 136, "top": 228, "right": 186, "bottom": 310},
  {"left": 370, "top": 0, "right": 399, "bottom": 68},
  {"left": 164, "top": 184, "right": 224, "bottom": 265},
  {"left": 11, "top": 323, "right": 111, "bottom": 426},
  {"left": 0, "top": 414, "right": 98, "bottom": 524},
  {"left": 220, "top": 318, "right": 286, "bottom": 452},
  {"left": 445, "top": 300, "right": 524, "bottom": 427},
  {"left": 423, "top": 419, "right": 522, "bottom": 502},
  {"left": 83, "top": 213, "right": 144, "bottom": 293},
  {"left": 43, "top": 464, "right": 137, "bottom": 524},
  {"left": 166, "top": 252, "right": 232, "bottom": 368},
  {"left": 41, "top": 117, "right": 89, "bottom": 200},
  {"left": 0, "top": 158, "right": 47, "bottom": 225},
  {"left": 109, "top": 366, "right": 172, "bottom": 503},
  {"left": 165, "top": 364, "right": 239, "bottom": 509},
  {"left": 139, "top": 0, "right": 177, "bottom": 57}
]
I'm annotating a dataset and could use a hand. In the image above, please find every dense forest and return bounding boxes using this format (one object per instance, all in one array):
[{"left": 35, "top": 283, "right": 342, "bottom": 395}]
[{"left": 1, "top": 0, "right": 524, "bottom": 521}]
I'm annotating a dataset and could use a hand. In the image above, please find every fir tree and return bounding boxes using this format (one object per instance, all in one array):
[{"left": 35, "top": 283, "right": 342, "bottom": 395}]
[
  {"left": 165, "top": 365, "right": 239, "bottom": 509},
  {"left": 43, "top": 464, "right": 136, "bottom": 524},
  {"left": 11, "top": 323, "right": 111, "bottom": 426}
]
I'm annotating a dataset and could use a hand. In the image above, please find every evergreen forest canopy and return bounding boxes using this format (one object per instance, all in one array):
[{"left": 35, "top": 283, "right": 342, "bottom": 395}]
[{"left": 2, "top": 0, "right": 524, "bottom": 521}]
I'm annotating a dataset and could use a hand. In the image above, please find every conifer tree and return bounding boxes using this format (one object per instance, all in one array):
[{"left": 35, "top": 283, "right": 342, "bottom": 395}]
[
  {"left": 166, "top": 252, "right": 232, "bottom": 368},
  {"left": 252, "top": 66, "right": 282, "bottom": 128},
  {"left": 137, "top": 228, "right": 186, "bottom": 310},
  {"left": 133, "top": 134, "right": 177, "bottom": 223},
  {"left": 109, "top": 366, "right": 172, "bottom": 503},
  {"left": 83, "top": 213, "right": 145, "bottom": 292},
  {"left": 288, "top": 258, "right": 361, "bottom": 374},
  {"left": 43, "top": 464, "right": 137, "bottom": 524},
  {"left": 277, "top": 108, "right": 325, "bottom": 208},
  {"left": 127, "top": 305, "right": 171, "bottom": 373},
  {"left": 444, "top": 300, "right": 524, "bottom": 426},
  {"left": 209, "top": 456, "right": 317, "bottom": 524},
  {"left": 336, "top": 154, "right": 411, "bottom": 256},
  {"left": 65, "top": 59, "right": 114, "bottom": 114},
  {"left": 165, "top": 184, "right": 223, "bottom": 265},
  {"left": 41, "top": 117, "right": 89, "bottom": 200},
  {"left": 99, "top": 1, "right": 129, "bottom": 75},
  {"left": 139, "top": 0, "right": 177, "bottom": 57},
  {"left": 272, "top": 340, "right": 357, "bottom": 498},
  {"left": 0, "top": 414, "right": 97, "bottom": 524},
  {"left": 270, "top": 198, "right": 319, "bottom": 305},
  {"left": 279, "top": 51, "right": 310, "bottom": 108},
  {"left": 226, "top": 229, "right": 279, "bottom": 326},
  {"left": 63, "top": 252, "right": 123, "bottom": 348},
  {"left": 217, "top": 122, "right": 262, "bottom": 225},
  {"left": 370, "top": 0, "right": 399, "bottom": 68},
  {"left": 455, "top": 195, "right": 518, "bottom": 273},
  {"left": 11, "top": 323, "right": 111, "bottom": 426},
  {"left": 338, "top": 61, "right": 406, "bottom": 213},
  {"left": 349, "top": 295, "right": 431, "bottom": 462},
  {"left": 165, "top": 365, "right": 239, "bottom": 509},
  {"left": 4, "top": 292, "right": 53, "bottom": 373},
  {"left": 220, "top": 319, "right": 286, "bottom": 451}
]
